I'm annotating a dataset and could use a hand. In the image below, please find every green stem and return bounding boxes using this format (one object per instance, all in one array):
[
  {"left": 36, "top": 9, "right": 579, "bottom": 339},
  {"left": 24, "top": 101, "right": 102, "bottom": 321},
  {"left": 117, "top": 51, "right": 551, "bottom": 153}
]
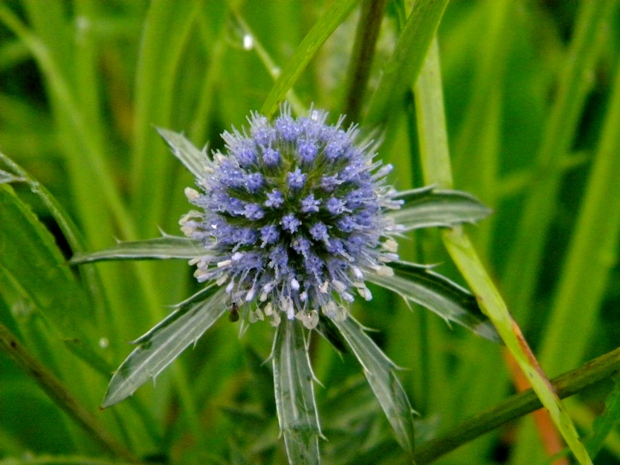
[
  {"left": 342, "top": 0, "right": 388, "bottom": 122},
  {"left": 414, "top": 346, "right": 620, "bottom": 464},
  {"left": 0, "top": 324, "right": 139, "bottom": 464},
  {"left": 414, "top": 38, "right": 592, "bottom": 465},
  {"left": 364, "top": 0, "right": 448, "bottom": 127}
]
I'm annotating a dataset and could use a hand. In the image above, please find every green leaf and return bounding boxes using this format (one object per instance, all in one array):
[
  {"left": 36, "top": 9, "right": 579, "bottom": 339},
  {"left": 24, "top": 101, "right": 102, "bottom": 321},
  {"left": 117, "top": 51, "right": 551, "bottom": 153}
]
[
  {"left": 101, "top": 287, "right": 227, "bottom": 408},
  {"left": 260, "top": 0, "right": 358, "bottom": 118},
  {"left": 365, "top": 0, "right": 449, "bottom": 126},
  {"left": 315, "top": 314, "right": 348, "bottom": 354},
  {"left": 0, "top": 185, "right": 91, "bottom": 339},
  {"left": 587, "top": 375, "right": 620, "bottom": 457},
  {"left": 390, "top": 186, "right": 492, "bottom": 231},
  {"left": 332, "top": 316, "right": 415, "bottom": 456},
  {"left": 70, "top": 236, "right": 206, "bottom": 264},
  {"left": 367, "top": 260, "right": 500, "bottom": 342},
  {"left": 272, "top": 319, "right": 322, "bottom": 465},
  {"left": 155, "top": 127, "right": 210, "bottom": 180}
]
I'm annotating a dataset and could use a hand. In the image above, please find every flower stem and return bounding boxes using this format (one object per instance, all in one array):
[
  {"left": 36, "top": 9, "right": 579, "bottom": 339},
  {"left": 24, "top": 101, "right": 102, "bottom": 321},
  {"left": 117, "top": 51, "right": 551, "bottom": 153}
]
[{"left": 414, "top": 346, "right": 620, "bottom": 463}]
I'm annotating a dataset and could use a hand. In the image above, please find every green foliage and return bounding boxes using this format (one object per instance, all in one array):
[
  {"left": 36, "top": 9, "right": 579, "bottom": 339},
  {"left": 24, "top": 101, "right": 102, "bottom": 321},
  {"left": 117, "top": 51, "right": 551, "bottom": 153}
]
[{"left": 1, "top": 1, "right": 620, "bottom": 464}]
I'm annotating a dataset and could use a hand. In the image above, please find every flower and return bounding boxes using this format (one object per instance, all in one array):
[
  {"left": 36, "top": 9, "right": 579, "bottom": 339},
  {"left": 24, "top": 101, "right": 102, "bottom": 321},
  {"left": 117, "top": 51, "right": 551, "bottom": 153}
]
[
  {"left": 180, "top": 105, "right": 402, "bottom": 329},
  {"left": 71, "top": 104, "right": 495, "bottom": 463}
]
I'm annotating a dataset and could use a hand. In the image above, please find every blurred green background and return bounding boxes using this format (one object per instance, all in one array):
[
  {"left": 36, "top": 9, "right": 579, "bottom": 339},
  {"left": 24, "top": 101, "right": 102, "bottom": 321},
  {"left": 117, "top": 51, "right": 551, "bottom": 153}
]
[{"left": 1, "top": 0, "right": 620, "bottom": 463}]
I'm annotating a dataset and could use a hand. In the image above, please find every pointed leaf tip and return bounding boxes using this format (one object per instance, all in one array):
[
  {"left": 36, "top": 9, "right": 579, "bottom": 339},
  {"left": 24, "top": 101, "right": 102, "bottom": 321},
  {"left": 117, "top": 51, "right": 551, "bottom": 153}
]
[
  {"left": 70, "top": 236, "right": 206, "bottom": 264},
  {"left": 391, "top": 186, "right": 492, "bottom": 232},
  {"left": 333, "top": 317, "right": 415, "bottom": 455},
  {"left": 101, "top": 289, "right": 227, "bottom": 407},
  {"left": 368, "top": 260, "right": 501, "bottom": 343},
  {"left": 156, "top": 127, "right": 210, "bottom": 180}
]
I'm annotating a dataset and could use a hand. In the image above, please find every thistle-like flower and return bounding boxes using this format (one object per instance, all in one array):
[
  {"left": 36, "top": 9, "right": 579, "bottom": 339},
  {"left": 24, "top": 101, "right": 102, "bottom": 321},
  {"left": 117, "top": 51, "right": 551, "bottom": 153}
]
[
  {"left": 72, "top": 105, "right": 495, "bottom": 464},
  {"left": 180, "top": 106, "right": 401, "bottom": 329}
]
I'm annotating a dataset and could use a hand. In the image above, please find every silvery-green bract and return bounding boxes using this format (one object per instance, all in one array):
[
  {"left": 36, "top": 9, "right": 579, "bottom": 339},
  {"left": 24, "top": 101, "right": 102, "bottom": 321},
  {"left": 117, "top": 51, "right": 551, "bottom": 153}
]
[{"left": 180, "top": 106, "right": 402, "bottom": 329}]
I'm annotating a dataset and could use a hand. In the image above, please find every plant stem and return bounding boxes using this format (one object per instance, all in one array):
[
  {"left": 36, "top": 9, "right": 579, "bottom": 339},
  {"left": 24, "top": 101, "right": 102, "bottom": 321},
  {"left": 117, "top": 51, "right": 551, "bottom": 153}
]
[
  {"left": 342, "top": 0, "right": 388, "bottom": 123},
  {"left": 414, "top": 38, "right": 592, "bottom": 465},
  {"left": 0, "top": 324, "right": 139, "bottom": 464},
  {"left": 414, "top": 346, "right": 620, "bottom": 463}
]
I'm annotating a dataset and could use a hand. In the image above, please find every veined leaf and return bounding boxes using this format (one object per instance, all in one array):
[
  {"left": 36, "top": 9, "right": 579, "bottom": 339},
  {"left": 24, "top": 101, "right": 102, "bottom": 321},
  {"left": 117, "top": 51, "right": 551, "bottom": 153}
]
[
  {"left": 101, "top": 287, "right": 227, "bottom": 408},
  {"left": 156, "top": 127, "right": 210, "bottom": 180},
  {"left": 333, "top": 316, "right": 415, "bottom": 456},
  {"left": 389, "top": 186, "right": 492, "bottom": 231},
  {"left": 0, "top": 185, "right": 91, "bottom": 339},
  {"left": 272, "top": 319, "right": 322, "bottom": 465},
  {"left": 367, "top": 260, "right": 500, "bottom": 342},
  {"left": 70, "top": 236, "right": 206, "bottom": 264}
]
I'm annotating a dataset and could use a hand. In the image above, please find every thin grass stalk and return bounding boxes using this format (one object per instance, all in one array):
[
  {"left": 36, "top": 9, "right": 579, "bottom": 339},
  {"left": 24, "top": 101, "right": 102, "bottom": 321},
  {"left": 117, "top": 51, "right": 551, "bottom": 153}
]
[
  {"left": 364, "top": 0, "right": 448, "bottom": 127},
  {"left": 501, "top": 0, "right": 616, "bottom": 322},
  {"left": 130, "top": 0, "right": 201, "bottom": 235},
  {"left": 538, "top": 44, "right": 620, "bottom": 375},
  {"left": 414, "top": 37, "right": 592, "bottom": 465},
  {"left": 260, "top": 0, "right": 359, "bottom": 118},
  {"left": 414, "top": 346, "right": 620, "bottom": 463},
  {"left": 341, "top": 0, "right": 388, "bottom": 123},
  {"left": 451, "top": 0, "right": 511, "bottom": 207}
]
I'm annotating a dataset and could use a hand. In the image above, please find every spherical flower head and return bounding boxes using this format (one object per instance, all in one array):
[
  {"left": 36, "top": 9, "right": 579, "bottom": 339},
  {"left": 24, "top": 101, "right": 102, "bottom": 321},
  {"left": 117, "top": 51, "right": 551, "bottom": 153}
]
[{"left": 181, "top": 105, "right": 401, "bottom": 329}]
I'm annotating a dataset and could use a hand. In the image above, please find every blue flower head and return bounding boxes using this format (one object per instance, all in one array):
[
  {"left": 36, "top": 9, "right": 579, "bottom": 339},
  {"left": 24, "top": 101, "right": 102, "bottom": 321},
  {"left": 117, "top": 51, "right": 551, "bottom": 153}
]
[{"left": 181, "top": 106, "right": 402, "bottom": 329}]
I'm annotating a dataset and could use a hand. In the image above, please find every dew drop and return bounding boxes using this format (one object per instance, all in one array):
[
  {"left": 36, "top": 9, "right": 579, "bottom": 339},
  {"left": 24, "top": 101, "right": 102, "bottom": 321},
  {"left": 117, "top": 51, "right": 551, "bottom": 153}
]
[{"left": 243, "top": 34, "right": 254, "bottom": 50}]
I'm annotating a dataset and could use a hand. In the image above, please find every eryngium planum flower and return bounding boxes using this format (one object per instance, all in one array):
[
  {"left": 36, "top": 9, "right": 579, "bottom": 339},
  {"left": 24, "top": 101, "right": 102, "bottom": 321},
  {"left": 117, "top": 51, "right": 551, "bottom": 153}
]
[
  {"left": 180, "top": 106, "right": 401, "bottom": 329},
  {"left": 71, "top": 104, "right": 496, "bottom": 464}
]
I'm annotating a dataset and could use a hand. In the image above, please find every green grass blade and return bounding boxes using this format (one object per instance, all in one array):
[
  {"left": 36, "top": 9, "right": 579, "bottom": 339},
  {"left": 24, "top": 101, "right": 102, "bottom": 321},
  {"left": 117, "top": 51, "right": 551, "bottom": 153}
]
[
  {"left": 272, "top": 319, "right": 322, "bottom": 465},
  {"left": 415, "top": 38, "right": 593, "bottom": 465},
  {"left": 0, "top": 185, "right": 90, "bottom": 340},
  {"left": 538, "top": 53, "right": 620, "bottom": 376},
  {"left": 70, "top": 237, "right": 206, "bottom": 264},
  {"left": 415, "top": 348, "right": 620, "bottom": 463},
  {"left": 0, "top": 324, "right": 138, "bottom": 463},
  {"left": 333, "top": 316, "right": 415, "bottom": 456},
  {"left": 260, "top": 0, "right": 358, "bottom": 119},
  {"left": 390, "top": 186, "right": 492, "bottom": 231},
  {"left": 101, "top": 288, "right": 226, "bottom": 408},
  {"left": 364, "top": 0, "right": 449, "bottom": 127},
  {"left": 0, "top": 4, "right": 136, "bottom": 240},
  {"left": 501, "top": 0, "right": 616, "bottom": 319},
  {"left": 367, "top": 261, "right": 499, "bottom": 342},
  {"left": 130, "top": 0, "right": 201, "bottom": 234},
  {"left": 230, "top": 11, "right": 306, "bottom": 116}
]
